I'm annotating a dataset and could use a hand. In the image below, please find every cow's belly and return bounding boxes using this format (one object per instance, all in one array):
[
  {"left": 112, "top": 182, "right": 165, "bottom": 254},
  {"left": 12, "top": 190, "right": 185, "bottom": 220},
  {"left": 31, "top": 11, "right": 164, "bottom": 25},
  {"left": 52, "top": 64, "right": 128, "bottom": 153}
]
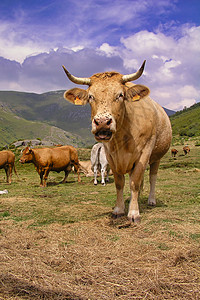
[{"left": 51, "top": 163, "right": 70, "bottom": 172}]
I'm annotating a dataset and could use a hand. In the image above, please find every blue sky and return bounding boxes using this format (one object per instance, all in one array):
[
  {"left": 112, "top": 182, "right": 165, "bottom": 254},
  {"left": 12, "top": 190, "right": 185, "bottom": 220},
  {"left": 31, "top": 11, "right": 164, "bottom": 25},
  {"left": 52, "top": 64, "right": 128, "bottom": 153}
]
[{"left": 0, "top": 0, "right": 200, "bottom": 110}]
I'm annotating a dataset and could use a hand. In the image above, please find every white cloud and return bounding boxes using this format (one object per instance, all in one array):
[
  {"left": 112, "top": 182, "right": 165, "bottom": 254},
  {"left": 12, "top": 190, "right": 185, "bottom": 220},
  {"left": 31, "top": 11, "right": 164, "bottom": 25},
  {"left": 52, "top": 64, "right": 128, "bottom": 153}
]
[
  {"left": 119, "top": 26, "right": 200, "bottom": 110},
  {"left": 0, "top": 20, "right": 50, "bottom": 63},
  {"left": 0, "top": 2, "right": 200, "bottom": 112},
  {"left": 167, "top": 98, "right": 196, "bottom": 111},
  {"left": 98, "top": 43, "right": 119, "bottom": 57}
]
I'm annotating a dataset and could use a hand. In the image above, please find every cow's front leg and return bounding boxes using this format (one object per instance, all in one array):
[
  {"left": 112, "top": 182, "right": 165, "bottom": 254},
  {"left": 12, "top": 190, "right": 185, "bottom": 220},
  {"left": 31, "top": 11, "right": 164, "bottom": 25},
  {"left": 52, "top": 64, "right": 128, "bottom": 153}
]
[
  {"left": 112, "top": 173, "right": 125, "bottom": 217},
  {"left": 43, "top": 168, "right": 50, "bottom": 187},
  {"left": 128, "top": 157, "right": 149, "bottom": 223}
]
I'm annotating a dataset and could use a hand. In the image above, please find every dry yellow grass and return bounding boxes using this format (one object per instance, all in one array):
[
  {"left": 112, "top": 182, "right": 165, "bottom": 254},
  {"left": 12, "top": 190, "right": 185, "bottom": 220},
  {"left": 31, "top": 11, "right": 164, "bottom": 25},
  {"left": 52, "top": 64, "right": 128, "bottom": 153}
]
[
  {"left": 0, "top": 208, "right": 199, "bottom": 300},
  {"left": 0, "top": 144, "right": 199, "bottom": 299}
]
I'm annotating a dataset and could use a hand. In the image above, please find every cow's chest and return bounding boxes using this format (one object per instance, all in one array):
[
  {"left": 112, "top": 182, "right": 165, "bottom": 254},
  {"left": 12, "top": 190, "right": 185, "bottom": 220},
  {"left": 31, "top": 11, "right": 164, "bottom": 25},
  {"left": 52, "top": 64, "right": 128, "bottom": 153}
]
[{"left": 106, "top": 149, "right": 138, "bottom": 175}]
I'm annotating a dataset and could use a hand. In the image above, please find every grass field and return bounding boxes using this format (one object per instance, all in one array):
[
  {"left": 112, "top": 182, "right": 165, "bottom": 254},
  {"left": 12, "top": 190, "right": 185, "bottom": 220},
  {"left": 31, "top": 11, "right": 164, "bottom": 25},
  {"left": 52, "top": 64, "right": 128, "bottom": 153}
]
[{"left": 0, "top": 144, "right": 199, "bottom": 299}]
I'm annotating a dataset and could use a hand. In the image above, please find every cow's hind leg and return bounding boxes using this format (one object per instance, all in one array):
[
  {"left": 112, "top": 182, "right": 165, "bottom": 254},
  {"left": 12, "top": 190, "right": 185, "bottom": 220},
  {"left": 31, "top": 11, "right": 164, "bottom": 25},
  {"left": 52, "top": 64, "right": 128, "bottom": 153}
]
[
  {"left": 4, "top": 166, "right": 10, "bottom": 183},
  {"left": 148, "top": 160, "right": 160, "bottom": 206},
  {"left": 93, "top": 165, "right": 98, "bottom": 185},
  {"left": 101, "top": 165, "right": 107, "bottom": 186},
  {"left": 62, "top": 165, "right": 72, "bottom": 183},
  {"left": 73, "top": 163, "right": 81, "bottom": 183}
]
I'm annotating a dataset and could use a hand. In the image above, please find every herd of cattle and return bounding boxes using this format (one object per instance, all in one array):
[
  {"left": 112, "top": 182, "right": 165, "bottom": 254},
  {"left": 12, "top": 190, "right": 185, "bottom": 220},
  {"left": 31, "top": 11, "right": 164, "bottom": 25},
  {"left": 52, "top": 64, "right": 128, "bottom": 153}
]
[
  {"left": 171, "top": 145, "right": 190, "bottom": 157},
  {"left": 0, "top": 143, "right": 110, "bottom": 186},
  {"left": 0, "top": 144, "right": 190, "bottom": 186},
  {"left": 0, "top": 60, "right": 190, "bottom": 223}
]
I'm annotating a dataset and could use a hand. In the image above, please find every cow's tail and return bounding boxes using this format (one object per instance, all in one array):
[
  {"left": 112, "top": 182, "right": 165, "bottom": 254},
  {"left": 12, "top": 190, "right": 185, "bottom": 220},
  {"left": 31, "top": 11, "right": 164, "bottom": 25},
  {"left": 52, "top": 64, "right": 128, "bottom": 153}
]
[
  {"left": 91, "top": 144, "right": 101, "bottom": 171},
  {"left": 71, "top": 160, "right": 81, "bottom": 182},
  {"left": 13, "top": 163, "right": 20, "bottom": 180}
]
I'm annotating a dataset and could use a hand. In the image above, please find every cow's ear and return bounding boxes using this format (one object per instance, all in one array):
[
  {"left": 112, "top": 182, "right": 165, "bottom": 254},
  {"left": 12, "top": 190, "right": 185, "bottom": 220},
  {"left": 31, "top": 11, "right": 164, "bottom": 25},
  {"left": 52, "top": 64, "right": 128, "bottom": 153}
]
[
  {"left": 64, "top": 88, "right": 88, "bottom": 105},
  {"left": 126, "top": 85, "right": 150, "bottom": 102}
]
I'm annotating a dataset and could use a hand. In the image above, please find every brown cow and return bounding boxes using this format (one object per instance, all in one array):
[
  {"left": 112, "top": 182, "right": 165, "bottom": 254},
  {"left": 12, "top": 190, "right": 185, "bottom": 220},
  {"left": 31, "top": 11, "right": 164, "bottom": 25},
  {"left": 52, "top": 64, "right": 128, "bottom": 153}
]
[
  {"left": 0, "top": 150, "right": 18, "bottom": 183},
  {"left": 62, "top": 60, "right": 172, "bottom": 223},
  {"left": 183, "top": 145, "right": 190, "bottom": 155},
  {"left": 19, "top": 146, "right": 81, "bottom": 187},
  {"left": 171, "top": 148, "right": 178, "bottom": 157}
]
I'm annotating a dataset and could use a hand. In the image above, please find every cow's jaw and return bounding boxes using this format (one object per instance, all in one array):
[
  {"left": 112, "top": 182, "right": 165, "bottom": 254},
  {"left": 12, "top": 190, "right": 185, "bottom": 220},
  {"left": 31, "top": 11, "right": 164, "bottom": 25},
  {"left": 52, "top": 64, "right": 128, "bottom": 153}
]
[{"left": 95, "top": 129, "right": 113, "bottom": 141}]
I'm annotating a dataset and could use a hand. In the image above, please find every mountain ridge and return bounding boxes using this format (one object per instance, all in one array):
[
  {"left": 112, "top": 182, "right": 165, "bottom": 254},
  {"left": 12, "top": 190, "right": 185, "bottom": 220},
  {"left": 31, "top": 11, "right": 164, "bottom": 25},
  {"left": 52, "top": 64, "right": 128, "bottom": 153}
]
[{"left": 2, "top": 90, "right": 197, "bottom": 148}]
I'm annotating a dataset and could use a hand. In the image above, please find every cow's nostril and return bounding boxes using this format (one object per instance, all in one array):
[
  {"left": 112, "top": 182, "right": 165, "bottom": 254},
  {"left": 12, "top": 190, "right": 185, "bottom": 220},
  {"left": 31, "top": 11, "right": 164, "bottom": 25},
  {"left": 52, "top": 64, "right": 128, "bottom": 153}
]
[
  {"left": 94, "top": 119, "right": 99, "bottom": 126},
  {"left": 107, "top": 119, "right": 112, "bottom": 126}
]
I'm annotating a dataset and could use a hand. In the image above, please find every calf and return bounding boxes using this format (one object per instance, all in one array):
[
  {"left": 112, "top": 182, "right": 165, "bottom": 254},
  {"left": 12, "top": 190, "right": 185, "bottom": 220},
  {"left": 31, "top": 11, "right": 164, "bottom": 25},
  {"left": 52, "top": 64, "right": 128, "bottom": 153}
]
[
  {"left": 0, "top": 150, "right": 18, "bottom": 183},
  {"left": 183, "top": 146, "right": 190, "bottom": 155},
  {"left": 91, "top": 143, "right": 110, "bottom": 185},
  {"left": 171, "top": 148, "right": 178, "bottom": 157},
  {"left": 19, "top": 146, "right": 81, "bottom": 187}
]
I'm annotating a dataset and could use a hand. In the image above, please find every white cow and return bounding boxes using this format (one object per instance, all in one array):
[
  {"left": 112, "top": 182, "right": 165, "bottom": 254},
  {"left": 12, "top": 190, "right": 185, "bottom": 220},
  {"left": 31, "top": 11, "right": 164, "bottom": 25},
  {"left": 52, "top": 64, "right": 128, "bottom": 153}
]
[{"left": 91, "top": 143, "right": 110, "bottom": 185}]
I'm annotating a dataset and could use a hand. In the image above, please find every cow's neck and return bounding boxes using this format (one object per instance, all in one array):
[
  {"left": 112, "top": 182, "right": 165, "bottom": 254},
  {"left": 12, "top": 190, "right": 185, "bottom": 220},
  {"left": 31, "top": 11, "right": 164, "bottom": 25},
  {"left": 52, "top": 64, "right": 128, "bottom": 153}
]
[{"left": 103, "top": 115, "right": 138, "bottom": 174}]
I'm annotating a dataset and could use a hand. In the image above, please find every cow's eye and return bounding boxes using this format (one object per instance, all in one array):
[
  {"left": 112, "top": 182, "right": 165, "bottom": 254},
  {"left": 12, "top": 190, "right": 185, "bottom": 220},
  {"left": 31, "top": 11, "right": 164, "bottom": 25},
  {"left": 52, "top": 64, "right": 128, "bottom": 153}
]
[
  {"left": 116, "top": 93, "right": 124, "bottom": 101},
  {"left": 88, "top": 95, "right": 94, "bottom": 103}
]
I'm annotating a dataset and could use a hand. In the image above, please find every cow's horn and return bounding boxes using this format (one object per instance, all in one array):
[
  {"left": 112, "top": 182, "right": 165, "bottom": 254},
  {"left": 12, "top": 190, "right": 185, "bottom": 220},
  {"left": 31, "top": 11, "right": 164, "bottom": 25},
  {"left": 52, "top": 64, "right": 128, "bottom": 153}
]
[
  {"left": 62, "top": 66, "right": 91, "bottom": 86},
  {"left": 122, "top": 60, "right": 146, "bottom": 83}
]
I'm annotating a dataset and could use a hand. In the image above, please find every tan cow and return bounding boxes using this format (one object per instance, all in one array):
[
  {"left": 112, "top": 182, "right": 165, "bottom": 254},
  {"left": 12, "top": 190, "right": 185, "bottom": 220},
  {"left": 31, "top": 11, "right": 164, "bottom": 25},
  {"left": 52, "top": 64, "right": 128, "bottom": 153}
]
[
  {"left": 79, "top": 160, "right": 93, "bottom": 177},
  {"left": 19, "top": 146, "right": 81, "bottom": 187},
  {"left": 0, "top": 150, "right": 18, "bottom": 183},
  {"left": 183, "top": 145, "right": 190, "bottom": 155},
  {"left": 62, "top": 60, "right": 172, "bottom": 223}
]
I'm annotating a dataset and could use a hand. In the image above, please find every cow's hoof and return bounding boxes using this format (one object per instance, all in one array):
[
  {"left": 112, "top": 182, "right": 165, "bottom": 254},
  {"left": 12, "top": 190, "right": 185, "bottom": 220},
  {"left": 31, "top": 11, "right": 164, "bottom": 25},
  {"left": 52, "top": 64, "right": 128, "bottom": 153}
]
[
  {"left": 148, "top": 201, "right": 156, "bottom": 206},
  {"left": 112, "top": 213, "right": 125, "bottom": 219},
  {"left": 128, "top": 216, "right": 141, "bottom": 224}
]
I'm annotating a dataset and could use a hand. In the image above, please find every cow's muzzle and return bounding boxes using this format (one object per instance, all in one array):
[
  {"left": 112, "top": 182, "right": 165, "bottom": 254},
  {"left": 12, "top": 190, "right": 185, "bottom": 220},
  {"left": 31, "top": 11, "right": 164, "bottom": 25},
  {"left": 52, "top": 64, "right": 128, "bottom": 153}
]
[{"left": 92, "top": 116, "right": 115, "bottom": 141}]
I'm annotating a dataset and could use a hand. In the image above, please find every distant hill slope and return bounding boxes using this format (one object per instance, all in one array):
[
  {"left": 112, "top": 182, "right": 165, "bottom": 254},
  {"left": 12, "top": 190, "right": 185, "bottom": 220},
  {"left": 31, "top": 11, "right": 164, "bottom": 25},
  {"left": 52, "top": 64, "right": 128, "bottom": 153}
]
[
  {"left": 0, "top": 90, "right": 95, "bottom": 146},
  {"left": 163, "top": 107, "right": 175, "bottom": 116},
  {"left": 0, "top": 90, "right": 176, "bottom": 147},
  {"left": 170, "top": 102, "right": 200, "bottom": 137},
  {"left": 0, "top": 106, "right": 88, "bottom": 148}
]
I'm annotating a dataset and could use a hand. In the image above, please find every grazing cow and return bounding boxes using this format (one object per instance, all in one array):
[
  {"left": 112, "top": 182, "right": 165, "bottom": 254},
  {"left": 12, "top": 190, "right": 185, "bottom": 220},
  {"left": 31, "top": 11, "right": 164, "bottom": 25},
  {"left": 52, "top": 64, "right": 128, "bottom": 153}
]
[
  {"left": 183, "top": 145, "right": 190, "bottom": 155},
  {"left": 91, "top": 143, "right": 110, "bottom": 185},
  {"left": 171, "top": 148, "right": 178, "bottom": 157},
  {"left": 0, "top": 150, "right": 18, "bottom": 183},
  {"left": 79, "top": 160, "right": 94, "bottom": 177},
  {"left": 19, "top": 146, "right": 81, "bottom": 187},
  {"left": 62, "top": 60, "right": 172, "bottom": 223}
]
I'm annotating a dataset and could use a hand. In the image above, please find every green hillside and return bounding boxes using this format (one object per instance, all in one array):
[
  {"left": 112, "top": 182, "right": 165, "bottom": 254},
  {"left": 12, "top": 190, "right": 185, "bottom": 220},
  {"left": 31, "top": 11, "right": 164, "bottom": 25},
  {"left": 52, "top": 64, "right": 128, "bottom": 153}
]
[
  {"left": 170, "top": 102, "right": 200, "bottom": 137},
  {"left": 0, "top": 106, "right": 87, "bottom": 148},
  {"left": 0, "top": 90, "right": 95, "bottom": 145},
  {"left": 0, "top": 90, "right": 199, "bottom": 148}
]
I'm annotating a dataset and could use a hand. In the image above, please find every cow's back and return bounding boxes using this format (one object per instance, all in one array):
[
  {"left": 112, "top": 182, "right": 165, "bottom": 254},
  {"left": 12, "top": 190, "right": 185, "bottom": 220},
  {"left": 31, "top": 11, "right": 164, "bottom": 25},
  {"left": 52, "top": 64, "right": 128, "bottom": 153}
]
[
  {"left": 0, "top": 150, "right": 15, "bottom": 168},
  {"left": 91, "top": 143, "right": 102, "bottom": 170}
]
